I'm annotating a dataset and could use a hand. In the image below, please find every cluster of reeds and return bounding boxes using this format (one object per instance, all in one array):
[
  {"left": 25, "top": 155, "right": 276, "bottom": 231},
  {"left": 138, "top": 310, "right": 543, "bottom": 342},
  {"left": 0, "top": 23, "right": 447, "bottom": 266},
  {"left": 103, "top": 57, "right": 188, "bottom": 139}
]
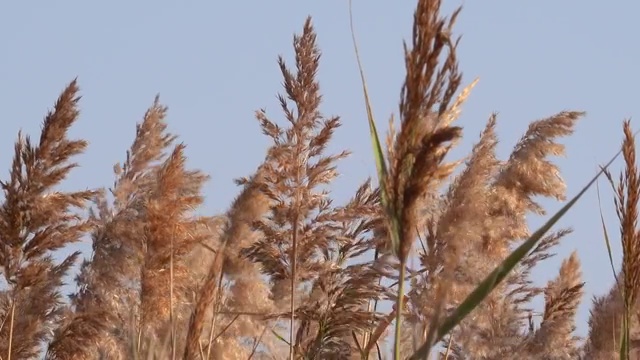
[{"left": 1, "top": 0, "right": 639, "bottom": 359}]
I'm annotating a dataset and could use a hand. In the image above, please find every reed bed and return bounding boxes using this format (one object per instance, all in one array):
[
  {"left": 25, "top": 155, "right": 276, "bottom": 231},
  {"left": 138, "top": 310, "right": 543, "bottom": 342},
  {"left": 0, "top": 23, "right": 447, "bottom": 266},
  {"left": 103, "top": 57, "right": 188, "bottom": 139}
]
[{"left": 0, "top": 1, "right": 637, "bottom": 359}]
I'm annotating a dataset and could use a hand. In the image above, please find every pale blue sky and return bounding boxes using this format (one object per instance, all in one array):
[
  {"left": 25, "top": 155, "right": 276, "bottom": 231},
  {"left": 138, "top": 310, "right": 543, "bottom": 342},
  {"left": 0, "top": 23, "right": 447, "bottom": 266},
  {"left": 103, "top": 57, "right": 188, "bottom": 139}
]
[{"left": 1, "top": 1, "right": 638, "bottom": 339}]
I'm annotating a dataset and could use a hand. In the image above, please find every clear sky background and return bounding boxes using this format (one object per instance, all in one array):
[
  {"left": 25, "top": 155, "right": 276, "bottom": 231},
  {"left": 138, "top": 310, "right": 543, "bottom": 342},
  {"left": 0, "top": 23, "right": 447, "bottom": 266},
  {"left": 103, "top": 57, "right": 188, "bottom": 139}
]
[{"left": 1, "top": 0, "right": 638, "bottom": 340}]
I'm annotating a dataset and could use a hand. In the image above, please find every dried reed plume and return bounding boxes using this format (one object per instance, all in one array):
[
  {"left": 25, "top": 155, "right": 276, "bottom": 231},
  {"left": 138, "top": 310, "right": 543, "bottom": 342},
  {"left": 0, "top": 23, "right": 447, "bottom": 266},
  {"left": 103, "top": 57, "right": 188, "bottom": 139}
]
[{"left": 582, "top": 121, "right": 640, "bottom": 359}]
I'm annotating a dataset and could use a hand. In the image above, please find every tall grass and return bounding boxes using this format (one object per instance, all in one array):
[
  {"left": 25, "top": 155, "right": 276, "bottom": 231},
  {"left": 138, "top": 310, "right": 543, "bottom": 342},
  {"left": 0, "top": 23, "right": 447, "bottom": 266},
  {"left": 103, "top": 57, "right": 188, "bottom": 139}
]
[{"left": 0, "top": 1, "right": 638, "bottom": 359}]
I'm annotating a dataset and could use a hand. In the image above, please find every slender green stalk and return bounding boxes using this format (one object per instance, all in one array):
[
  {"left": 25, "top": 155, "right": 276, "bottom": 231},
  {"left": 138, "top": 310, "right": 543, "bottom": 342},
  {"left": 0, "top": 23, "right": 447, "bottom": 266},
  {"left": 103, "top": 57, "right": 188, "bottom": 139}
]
[
  {"left": 596, "top": 175, "right": 620, "bottom": 288},
  {"left": 394, "top": 262, "right": 407, "bottom": 359},
  {"left": 348, "top": 3, "right": 408, "bottom": 358},
  {"left": 347, "top": 0, "right": 389, "bottom": 206},
  {"left": 621, "top": 314, "right": 630, "bottom": 360},
  {"left": 7, "top": 299, "right": 15, "bottom": 360},
  {"left": 597, "top": 173, "right": 629, "bottom": 360},
  {"left": 290, "top": 216, "right": 299, "bottom": 360}
]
